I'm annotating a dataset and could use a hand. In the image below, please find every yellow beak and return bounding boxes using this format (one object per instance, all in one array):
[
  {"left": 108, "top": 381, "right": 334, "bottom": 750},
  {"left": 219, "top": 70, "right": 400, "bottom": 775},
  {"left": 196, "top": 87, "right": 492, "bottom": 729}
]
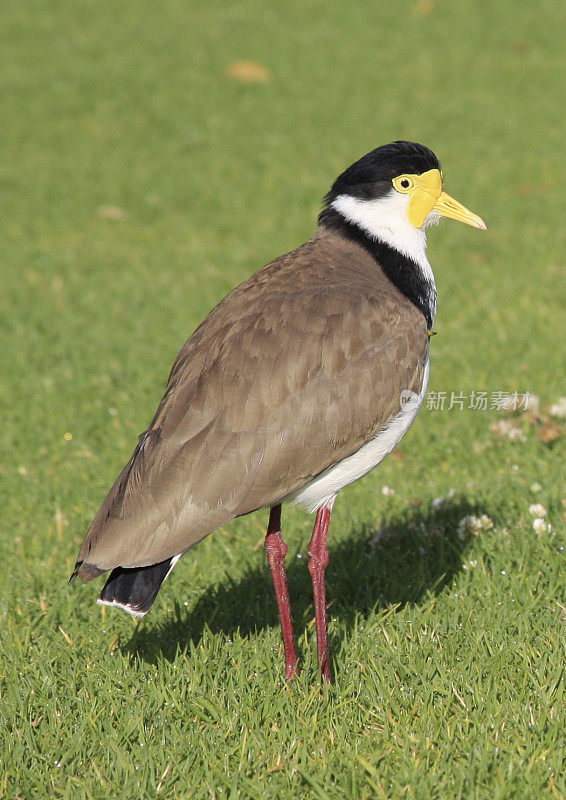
[
  {"left": 433, "top": 191, "right": 488, "bottom": 230},
  {"left": 396, "top": 168, "right": 487, "bottom": 230}
]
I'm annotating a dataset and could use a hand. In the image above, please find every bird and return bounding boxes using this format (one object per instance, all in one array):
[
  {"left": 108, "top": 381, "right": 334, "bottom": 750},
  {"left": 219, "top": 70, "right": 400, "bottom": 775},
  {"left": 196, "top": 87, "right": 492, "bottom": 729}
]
[{"left": 70, "top": 141, "right": 486, "bottom": 683}]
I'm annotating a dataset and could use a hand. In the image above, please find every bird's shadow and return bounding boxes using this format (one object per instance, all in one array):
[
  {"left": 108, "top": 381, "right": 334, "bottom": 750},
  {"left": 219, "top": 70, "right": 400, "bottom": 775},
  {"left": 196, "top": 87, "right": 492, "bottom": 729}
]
[{"left": 124, "top": 498, "right": 481, "bottom": 666}]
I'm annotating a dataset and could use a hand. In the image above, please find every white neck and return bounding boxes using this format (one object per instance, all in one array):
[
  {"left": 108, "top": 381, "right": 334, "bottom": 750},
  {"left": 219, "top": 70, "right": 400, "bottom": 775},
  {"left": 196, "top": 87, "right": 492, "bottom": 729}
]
[{"left": 332, "top": 191, "right": 437, "bottom": 321}]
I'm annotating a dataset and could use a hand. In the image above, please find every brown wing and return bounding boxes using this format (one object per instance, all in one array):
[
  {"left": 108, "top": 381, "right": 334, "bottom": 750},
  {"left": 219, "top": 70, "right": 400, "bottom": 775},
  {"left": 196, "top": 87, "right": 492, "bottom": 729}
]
[{"left": 75, "top": 228, "right": 428, "bottom": 576}]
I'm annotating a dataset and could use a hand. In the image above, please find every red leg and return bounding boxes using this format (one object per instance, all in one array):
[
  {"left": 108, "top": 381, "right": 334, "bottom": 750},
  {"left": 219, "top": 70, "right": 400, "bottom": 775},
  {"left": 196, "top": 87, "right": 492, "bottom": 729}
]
[
  {"left": 264, "top": 505, "right": 299, "bottom": 679},
  {"left": 307, "top": 501, "right": 334, "bottom": 683}
]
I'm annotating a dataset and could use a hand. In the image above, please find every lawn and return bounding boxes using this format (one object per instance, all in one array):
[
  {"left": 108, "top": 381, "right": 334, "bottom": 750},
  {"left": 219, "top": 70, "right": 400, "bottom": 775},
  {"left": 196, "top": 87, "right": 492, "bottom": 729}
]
[{"left": 0, "top": 0, "right": 564, "bottom": 798}]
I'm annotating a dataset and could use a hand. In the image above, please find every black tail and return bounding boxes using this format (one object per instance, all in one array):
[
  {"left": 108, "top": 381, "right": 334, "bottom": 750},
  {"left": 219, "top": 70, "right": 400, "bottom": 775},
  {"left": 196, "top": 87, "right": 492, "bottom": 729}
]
[{"left": 97, "top": 556, "right": 179, "bottom": 617}]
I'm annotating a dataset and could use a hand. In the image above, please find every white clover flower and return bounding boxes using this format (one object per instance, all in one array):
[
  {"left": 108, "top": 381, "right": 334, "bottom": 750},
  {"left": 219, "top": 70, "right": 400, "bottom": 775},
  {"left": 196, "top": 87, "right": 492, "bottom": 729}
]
[
  {"left": 490, "top": 419, "right": 526, "bottom": 442},
  {"left": 548, "top": 397, "right": 566, "bottom": 419},
  {"left": 432, "top": 489, "right": 457, "bottom": 511},
  {"left": 533, "top": 518, "right": 549, "bottom": 533},
  {"left": 457, "top": 514, "right": 494, "bottom": 540},
  {"left": 458, "top": 516, "right": 479, "bottom": 538},
  {"left": 528, "top": 503, "right": 547, "bottom": 518},
  {"left": 506, "top": 427, "right": 526, "bottom": 443},
  {"left": 381, "top": 486, "right": 395, "bottom": 496}
]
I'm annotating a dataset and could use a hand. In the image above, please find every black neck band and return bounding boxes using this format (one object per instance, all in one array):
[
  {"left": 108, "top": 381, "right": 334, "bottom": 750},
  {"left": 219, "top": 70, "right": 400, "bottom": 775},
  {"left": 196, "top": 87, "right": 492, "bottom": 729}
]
[{"left": 319, "top": 206, "right": 435, "bottom": 329}]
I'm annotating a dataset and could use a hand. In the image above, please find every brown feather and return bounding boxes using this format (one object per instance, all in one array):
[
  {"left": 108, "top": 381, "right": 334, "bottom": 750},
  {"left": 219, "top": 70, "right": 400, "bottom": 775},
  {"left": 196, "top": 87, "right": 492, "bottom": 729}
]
[{"left": 76, "top": 226, "right": 428, "bottom": 578}]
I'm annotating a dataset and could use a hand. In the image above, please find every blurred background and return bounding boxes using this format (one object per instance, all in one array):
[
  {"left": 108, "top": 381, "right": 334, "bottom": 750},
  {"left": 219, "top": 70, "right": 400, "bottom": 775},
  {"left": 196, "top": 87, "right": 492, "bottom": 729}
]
[{"left": 1, "top": 1, "right": 564, "bottom": 797}]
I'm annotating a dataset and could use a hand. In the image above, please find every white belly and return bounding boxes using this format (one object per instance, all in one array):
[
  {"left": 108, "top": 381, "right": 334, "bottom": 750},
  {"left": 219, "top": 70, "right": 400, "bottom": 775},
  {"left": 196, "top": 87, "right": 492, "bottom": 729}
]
[{"left": 283, "top": 354, "right": 430, "bottom": 512}]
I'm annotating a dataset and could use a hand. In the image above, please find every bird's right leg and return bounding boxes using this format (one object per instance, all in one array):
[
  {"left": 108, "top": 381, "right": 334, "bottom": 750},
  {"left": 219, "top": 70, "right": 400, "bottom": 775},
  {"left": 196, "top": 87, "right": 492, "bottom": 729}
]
[{"left": 264, "top": 504, "right": 300, "bottom": 679}]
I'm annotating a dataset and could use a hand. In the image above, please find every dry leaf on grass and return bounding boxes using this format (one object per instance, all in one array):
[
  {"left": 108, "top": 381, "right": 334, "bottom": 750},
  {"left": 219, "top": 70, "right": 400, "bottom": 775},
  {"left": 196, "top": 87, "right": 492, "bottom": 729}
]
[
  {"left": 537, "top": 422, "right": 562, "bottom": 444},
  {"left": 412, "top": 0, "right": 435, "bottom": 15},
  {"left": 225, "top": 60, "right": 272, "bottom": 83},
  {"left": 97, "top": 205, "right": 127, "bottom": 220}
]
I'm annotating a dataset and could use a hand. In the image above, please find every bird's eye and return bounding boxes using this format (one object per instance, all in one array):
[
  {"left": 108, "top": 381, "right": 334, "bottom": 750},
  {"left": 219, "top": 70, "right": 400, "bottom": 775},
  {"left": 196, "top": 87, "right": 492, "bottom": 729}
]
[{"left": 393, "top": 176, "right": 414, "bottom": 193}]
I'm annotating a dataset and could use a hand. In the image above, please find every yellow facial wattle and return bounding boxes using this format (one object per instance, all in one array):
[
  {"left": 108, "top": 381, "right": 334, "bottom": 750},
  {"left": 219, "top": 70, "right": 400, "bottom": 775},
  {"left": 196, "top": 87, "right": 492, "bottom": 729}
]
[{"left": 393, "top": 168, "right": 487, "bottom": 230}]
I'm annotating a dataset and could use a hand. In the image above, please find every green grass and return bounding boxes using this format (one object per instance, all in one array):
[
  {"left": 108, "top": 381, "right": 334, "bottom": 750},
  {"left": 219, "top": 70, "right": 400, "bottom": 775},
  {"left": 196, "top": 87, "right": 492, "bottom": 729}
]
[{"left": 1, "top": 0, "right": 565, "bottom": 797}]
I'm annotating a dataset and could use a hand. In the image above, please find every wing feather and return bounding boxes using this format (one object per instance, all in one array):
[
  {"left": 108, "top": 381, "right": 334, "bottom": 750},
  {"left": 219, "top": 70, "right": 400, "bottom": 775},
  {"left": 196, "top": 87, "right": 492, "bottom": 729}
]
[{"left": 76, "top": 229, "right": 428, "bottom": 575}]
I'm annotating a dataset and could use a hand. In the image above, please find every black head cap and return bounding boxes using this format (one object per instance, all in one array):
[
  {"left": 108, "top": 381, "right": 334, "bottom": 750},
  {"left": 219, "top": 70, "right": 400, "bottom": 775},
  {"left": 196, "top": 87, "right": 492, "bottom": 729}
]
[{"left": 324, "top": 141, "right": 440, "bottom": 205}]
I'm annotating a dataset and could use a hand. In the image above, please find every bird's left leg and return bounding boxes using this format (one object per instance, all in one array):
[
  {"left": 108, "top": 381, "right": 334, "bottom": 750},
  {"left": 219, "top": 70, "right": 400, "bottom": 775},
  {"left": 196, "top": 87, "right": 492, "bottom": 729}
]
[{"left": 307, "top": 498, "right": 335, "bottom": 683}]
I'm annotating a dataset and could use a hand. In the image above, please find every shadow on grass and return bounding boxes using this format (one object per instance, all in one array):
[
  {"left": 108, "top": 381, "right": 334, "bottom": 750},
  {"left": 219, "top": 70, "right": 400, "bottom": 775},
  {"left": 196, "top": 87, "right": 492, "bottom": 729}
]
[{"left": 124, "top": 498, "right": 482, "bottom": 666}]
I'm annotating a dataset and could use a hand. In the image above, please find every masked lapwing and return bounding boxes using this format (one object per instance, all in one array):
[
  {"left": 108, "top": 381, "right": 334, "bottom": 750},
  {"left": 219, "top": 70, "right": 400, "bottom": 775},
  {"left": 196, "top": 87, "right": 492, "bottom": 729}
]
[{"left": 71, "top": 141, "right": 486, "bottom": 682}]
